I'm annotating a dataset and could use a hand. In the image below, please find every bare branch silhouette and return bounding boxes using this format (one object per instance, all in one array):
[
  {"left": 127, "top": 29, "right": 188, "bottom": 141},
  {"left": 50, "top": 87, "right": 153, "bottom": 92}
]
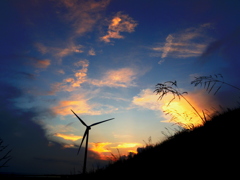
[{"left": 0, "top": 138, "right": 12, "bottom": 168}]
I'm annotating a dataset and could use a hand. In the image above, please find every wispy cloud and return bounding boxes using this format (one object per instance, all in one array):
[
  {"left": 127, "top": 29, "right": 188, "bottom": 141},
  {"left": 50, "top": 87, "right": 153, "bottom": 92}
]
[
  {"left": 56, "top": 69, "right": 65, "bottom": 75},
  {"left": 49, "top": 61, "right": 139, "bottom": 96},
  {"left": 152, "top": 23, "right": 213, "bottom": 64},
  {"left": 49, "top": 59, "right": 89, "bottom": 94},
  {"left": 90, "top": 68, "right": 138, "bottom": 87},
  {"left": 35, "top": 42, "right": 84, "bottom": 60},
  {"left": 32, "top": 59, "right": 51, "bottom": 69},
  {"left": 60, "top": 0, "right": 110, "bottom": 36},
  {"left": 51, "top": 95, "right": 100, "bottom": 116},
  {"left": 101, "top": 12, "right": 138, "bottom": 43},
  {"left": 51, "top": 92, "right": 118, "bottom": 116},
  {"left": 88, "top": 48, "right": 96, "bottom": 56},
  {"left": 132, "top": 89, "right": 162, "bottom": 111},
  {"left": 34, "top": 0, "right": 110, "bottom": 62}
]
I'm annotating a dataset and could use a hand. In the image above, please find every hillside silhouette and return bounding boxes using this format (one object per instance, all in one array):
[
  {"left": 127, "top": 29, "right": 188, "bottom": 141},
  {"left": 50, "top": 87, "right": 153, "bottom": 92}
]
[{"left": 84, "top": 107, "right": 240, "bottom": 179}]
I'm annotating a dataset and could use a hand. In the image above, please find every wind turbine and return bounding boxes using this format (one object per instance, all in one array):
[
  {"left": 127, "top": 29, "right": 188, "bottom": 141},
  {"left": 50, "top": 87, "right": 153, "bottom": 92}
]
[{"left": 71, "top": 109, "right": 114, "bottom": 174}]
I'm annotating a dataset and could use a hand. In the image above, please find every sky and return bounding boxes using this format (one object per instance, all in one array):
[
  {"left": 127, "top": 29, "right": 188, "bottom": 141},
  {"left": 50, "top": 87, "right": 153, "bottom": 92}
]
[{"left": 1, "top": 0, "right": 240, "bottom": 175}]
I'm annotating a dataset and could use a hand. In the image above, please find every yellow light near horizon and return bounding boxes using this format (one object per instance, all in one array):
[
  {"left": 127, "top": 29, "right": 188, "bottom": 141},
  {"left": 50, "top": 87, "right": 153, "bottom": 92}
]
[
  {"left": 54, "top": 133, "right": 82, "bottom": 141},
  {"left": 112, "top": 143, "right": 142, "bottom": 149},
  {"left": 161, "top": 91, "right": 217, "bottom": 129},
  {"left": 90, "top": 142, "right": 112, "bottom": 153}
]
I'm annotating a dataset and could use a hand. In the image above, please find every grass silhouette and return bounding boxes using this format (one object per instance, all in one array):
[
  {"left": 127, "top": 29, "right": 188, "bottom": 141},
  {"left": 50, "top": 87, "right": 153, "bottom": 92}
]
[
  {"left": 191, "top": 74, "right": 240, "bottom": 95},
  {"left": 82, "top": 107, "right": 240, "bottom": 179},
  {"left": 154, "top": 81, "right": 206, "bottom": 127}
]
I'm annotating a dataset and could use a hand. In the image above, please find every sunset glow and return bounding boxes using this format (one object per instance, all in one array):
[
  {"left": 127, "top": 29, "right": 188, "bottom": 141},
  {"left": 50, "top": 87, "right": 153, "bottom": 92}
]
[
  {"left": 54, "top": 133, "right": 82, "bottom": 141},
  {"left": 90, "top": 142, "right": 112, "bottom": 153},
  {"left": 2, "top": 0, "right": 239, "bottom": 175}
]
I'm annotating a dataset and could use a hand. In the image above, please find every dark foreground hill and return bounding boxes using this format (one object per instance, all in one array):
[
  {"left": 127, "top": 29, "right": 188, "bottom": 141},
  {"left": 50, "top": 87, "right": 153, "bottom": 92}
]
[{"left": 84, "top": 108, "right": 240, "bottom": 179}]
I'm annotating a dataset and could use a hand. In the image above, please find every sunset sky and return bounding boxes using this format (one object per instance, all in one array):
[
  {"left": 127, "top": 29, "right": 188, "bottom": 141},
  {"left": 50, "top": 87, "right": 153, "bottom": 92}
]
[{"left": 1, "top": 0, "right": 240, "bottom": 175}]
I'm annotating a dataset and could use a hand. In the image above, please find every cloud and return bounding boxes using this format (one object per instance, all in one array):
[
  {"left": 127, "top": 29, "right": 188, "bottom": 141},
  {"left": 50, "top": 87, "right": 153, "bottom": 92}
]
[
  {"left": 54, "top": 133, "right": 82, "bottom": 141},
  {"left": 200, "top": 27, "right": 240, "bottom": 62},
  {"left": 49, "top": 59, "right": 89, "bottom": 94},
  {"left": 35, "top": 42, "right": 84, "bottom": 59},
  {"left": 90, "top": 142, "right": 112, "bottom": 153},
  {"left": 101, "top": 12, "right": 138, "bottom": 43},
  {"left": 25, "top": 56, "right": 51, "bottom": 69},
  {"left": 88, "top": 48, "right": 96, "bottom": 56},
  {"left": 132, "top": 89, "right": 162, "bottom": 111},
  {"left": 51, "top": 96, "right": 99, "bottom": 116},
  {"left": 59, "top": 0, "right": 110, "bottom": 36},
  {"left": 51, "top": 91, "right": 118, "bottom": 116},
  {"left": 50, "top": 63, "right": 140, "bottom": 96},
  {"left": 152, "top": 23, "right": 213, "bottom": 64},
  {"left": 33, "top": 59, "right": 51, "bottom": 68},
  {"left": 90, "top": 68, "right": 138, "bottom": 87},
  {"left": 56, "top": 69, "right": 65, "bottom": 75}
]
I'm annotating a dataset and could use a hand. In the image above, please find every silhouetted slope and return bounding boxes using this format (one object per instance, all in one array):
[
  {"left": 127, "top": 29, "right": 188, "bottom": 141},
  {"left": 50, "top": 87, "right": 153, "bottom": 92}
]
[{"left": 86, "top": 108, "right": 240, "bottom": 179}]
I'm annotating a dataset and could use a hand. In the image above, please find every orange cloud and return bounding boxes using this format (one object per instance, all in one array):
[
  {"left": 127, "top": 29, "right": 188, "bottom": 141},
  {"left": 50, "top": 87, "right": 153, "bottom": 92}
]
[
  {"left": 51, "top": 97, "right": 99, "bottom": 116},
  {"left": 90, "top": 142, "right": 112, "bottom": 153},
  {"left": 62, "top": 144, "right": 75, "bottom": 148},
  {"left": 54, "top": 133, "right": 82, "bottom": 141},
  {"left": 32, "top": 59, "right": 51, "bottom": 69},
  {"left": 90, "top": 68, "right": 137, "bottom": 87},
  {"left": 101, "top": 12, "right": 138, "bottom": 43},
  {"left": 50, "top": 60, "right": 89, "bottom": 93},
  {"left": 88, "top": 142, "right": 112, "bottom": 160}
]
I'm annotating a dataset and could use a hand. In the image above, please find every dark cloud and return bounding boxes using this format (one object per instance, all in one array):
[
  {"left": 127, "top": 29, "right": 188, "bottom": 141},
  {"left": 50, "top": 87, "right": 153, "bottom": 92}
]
[
  {"left": 199, "top": 27, "right": 240, "bottom": 63},
  {"left": 16, "top": 72, "right": 36, "bottom": 80},
  {"left": 0, "top": 82, "right": 107, "bottom": 175}
]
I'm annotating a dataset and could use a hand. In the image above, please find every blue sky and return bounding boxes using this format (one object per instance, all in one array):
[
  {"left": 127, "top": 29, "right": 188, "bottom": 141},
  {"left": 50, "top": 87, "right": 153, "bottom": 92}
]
[{"left": 1, "top": 0, "right": 240, "bottom": 175}]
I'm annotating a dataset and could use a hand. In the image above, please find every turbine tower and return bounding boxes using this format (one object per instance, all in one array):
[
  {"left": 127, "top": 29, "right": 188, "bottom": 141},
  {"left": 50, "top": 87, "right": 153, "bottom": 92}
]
[{"left": 71, "top": 109, "right": 114, "bottom": 174}]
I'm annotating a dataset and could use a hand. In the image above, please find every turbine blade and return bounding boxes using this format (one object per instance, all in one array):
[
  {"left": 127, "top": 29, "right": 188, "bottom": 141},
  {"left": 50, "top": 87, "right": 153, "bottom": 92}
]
[
  {"left": 90, "top": 118, "right": 114, "bottom": 127},
  {"left": 71, "top": 109, "right": 88, "bottom": 127},
  {"left": 77, "top": 129, "right": 88, "bottom": 155}
]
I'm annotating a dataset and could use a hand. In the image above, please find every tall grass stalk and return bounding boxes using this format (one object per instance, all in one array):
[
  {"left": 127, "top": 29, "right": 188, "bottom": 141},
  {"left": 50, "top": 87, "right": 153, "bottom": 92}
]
[
  {"left": 191, "top": 74, "right": 240, "bottom": 95},
  {"left": 154, "top": 81, "right": 204, "bottom": 123}
]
